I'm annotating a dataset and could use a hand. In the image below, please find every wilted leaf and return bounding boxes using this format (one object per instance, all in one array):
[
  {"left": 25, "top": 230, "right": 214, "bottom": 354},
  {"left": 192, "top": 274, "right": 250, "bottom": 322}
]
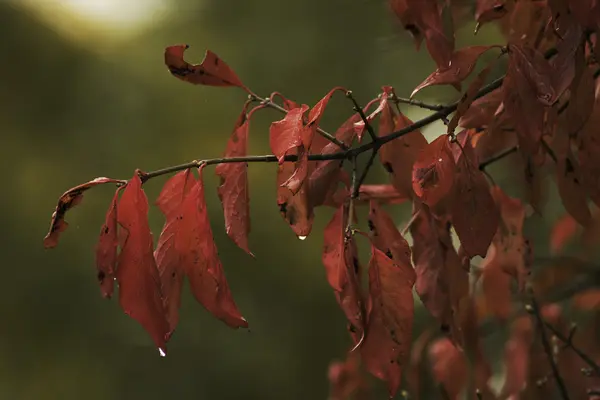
[
  {"left": 44, "top": 177, "right": 123, "bottom": 248},
  {"left": 116, "top": 172, "right": 170, "bottom": 353},
  {"left": 164, "top": 45, "right": 248, "bottom": 92},
  {"left": 361, "top": 245, "right": 416, "bottom": 398},
  {"left": 95, "top": 186, "right": 124, "bottom": 299}
]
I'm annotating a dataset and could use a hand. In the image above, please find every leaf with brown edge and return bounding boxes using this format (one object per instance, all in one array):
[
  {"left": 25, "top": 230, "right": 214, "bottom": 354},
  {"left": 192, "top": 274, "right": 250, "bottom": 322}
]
[
  {"left": 550, "top": 213, "right": 579, "bottom": 255},
  {"left": 379, "top": 90, "right": 428, "bottom": 199},
  {"left": 322, "top": 205, "right": 365, "bottom": 345},
  {"left": 181, "top": 165, "right": 248, "bottom": 329},
  {"left": 154, "top": 169, "right": 196, "bottom": 334},
  {"left": 95, "top": 186, "right": 124, "bottom": 299},
  {"left": 450, "top": 133, "right": 499, "bottom": 258},
  {"left": 215, "top": 102, "right": 261, "bottom": 256},
  {"left": 368, "top": 200, "right": 411, "bottom": 264},
  {"left": 44, "top": 177, "right": 124, "bottom": 249},
  {"left": 116, "top": 171, "right": 169, "bottom": 354},
  {"left": 412, "top": 134, "right": 456, "bottom": 208},
  {"left": 411, "top": 46, "right": 497, "bottom": 98},
  {"left": 361, "top": 245, "right": 415, "bottom": 398},
  {"left": 409, "top": 202, "right": 469, "bottom": 343},
  {"left": 164, "top": 45, "right": 249, "bottom": 92},
  {"left": 554, "top": 130, "right": 591, "bottom": 227}
]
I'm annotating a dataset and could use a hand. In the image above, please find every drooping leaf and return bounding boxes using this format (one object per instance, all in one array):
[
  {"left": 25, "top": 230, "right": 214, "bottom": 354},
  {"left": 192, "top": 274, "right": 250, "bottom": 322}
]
[
  {"left": 412, "top": 134, "right": 456, "bottom": 208},
  {"left": 475, "top": 0, "right": 508, "bottom": 29},
  {"left": 428, "top": 338, "right": 468, "bottom": 398},
  {"left": 44, "top": 177, "right": 124, "bottom": 248},
  {"left": 154, "top": 169, "right": 196, "bottom": 334},
  {"left": 458, "top": 86, "right": 504, "bottom": 130},
  {"left": 409, "top": 202, "right": 469, "bottom": 342},
  {"left": 277, "top": 158, "right": 314, "bottom": 238},
  {"left": 322, "top": 205, "right": 365, "bottom": 345},
  {"left": 379, "top": 89, "right": 428, "bottom": 199},
  {"left": 215, "top": 102, "right": 260, "bottom": 256},
  {"left": 368, "top": 200, "right": 411, "bottom": 263},
  {"left": 480, "top": 246, "right": 513, "bottom": 321},
  {"left": 164, "top": 45, "right": 248, "bottom": 92},
  {"left": 180, "top": 165, "right": 248, "bottom": 328},
  {"left": 361, "top": 245, "right": 416, "bottom": 398},
  {"left": 450, "top": 133, "right": 499, "bottom": 258},
  {"left": 411, "top": 46, "right": 497, "bottom": 98},
  {"left": 116, "top": 172, "right": 170, "bottom": 353},
  {"left": 95, "top": 186, "right": 124, "bottom": 299}
]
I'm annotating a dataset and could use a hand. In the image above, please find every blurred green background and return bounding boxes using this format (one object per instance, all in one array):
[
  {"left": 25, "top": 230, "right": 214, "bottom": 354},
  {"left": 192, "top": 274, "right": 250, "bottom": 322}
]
[{"left": 0, "top": 1, "right": 565, "bottom": 399}]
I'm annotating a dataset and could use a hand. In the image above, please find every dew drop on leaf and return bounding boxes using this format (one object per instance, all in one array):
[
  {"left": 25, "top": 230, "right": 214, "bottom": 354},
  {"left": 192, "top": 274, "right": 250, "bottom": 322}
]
[
  {"left": 159, "top": 348, "right": 166, "bottom": 357},
  {"left": 298, "top": 235, "right": 307, "bottom": 241}
]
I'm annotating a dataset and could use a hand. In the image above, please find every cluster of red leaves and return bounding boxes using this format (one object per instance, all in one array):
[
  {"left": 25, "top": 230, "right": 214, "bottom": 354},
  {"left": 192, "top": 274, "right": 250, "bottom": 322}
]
[{"left": 44, "top": 0, "right": 600, "bottom": 398}]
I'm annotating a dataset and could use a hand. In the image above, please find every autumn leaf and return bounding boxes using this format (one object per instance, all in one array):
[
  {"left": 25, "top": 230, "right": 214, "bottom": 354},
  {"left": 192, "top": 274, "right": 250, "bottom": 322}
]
[
  {"left": 215, "top": 101, "right": 260, "bottom": 256},
  {"left": 322, "top": 205, "right": 365, "bottom": 345},
  {"left": 164, "top": 45, "right": 249, "bottom": 92},
  {"left": 116, "top": 171, "right": 170, "bottom": 353},
  {"left": 428, "top": 338, "right": 467, "bottom": 398},
  {"left": 361, "top": 245, "right": 415, "bottom": 398},
  {"left": 154, "top": 169, "right": 196, "bottom": 334},
  {"left": 180, "top": 165, "right": 248, "bottom": 329},
  {"left": 44, "top": 177, "right": 124, "bottom": 249},
  {"left": 480, "top": 247, "right": 513, "bottom": 321},
  {"left": 550, "top": 214, "right": 579, "bottom": 254},
  {"left": 409, "top": 202, "right": 469, "bottom": 342},
  {"left": 328, "top": 351, "right": 369, "bottom": 400},
  {"left": 379, "top": 90, "right": 428, "bottom": 199},
  {"left": 411, "top": 46, "right": 497, "bottom": 98},
  {"left": 412, "top": 134, "right": 456, "bottom": 208},
  {"left": 475, "top": 0, "right": 508, "bottom": 29},
  {"left": 95, "top": 186, "right": 124, "bottom": 299},
  {"left": 357, "top": 185, "right": 408, "bottom": 205},
  {"left": 367, "top": 200, "right": 411, "bottom": 263},
  {"left": 450, "top": 133, "right": 499, "bottom": 258},
  {"left": 500, "top": 316, "right": 532, "bottom": 398}
]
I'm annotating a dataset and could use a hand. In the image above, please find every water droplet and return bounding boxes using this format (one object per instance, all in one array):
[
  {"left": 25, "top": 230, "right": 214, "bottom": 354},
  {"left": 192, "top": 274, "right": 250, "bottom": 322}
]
[
  {"left": 438, "top": 158, "right": 443, "bottom": 162},
  {"left": 158, "top": 348, "right": 166, "bottom": 357},
  {"left": 298, "top": 235, "right": 307, "bottom": 241}
]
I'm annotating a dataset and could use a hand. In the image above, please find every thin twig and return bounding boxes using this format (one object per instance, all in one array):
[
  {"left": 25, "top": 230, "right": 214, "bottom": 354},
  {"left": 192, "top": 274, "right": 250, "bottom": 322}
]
[
  {"left": 390, "top": 93, "right": 445, "bottom": 111},
  {"left": 479, "top": 146, "right": 519, "bottom": 170},
  {"left": 251, "top": 94, "right": 349, "bottom": 150},
  {"left": 526, "top": 288, "right": 571, "bottom": 400},
  {"left": 346, "top": 90, "right": 378, "bottom": 143},
  {"left": 347, "top": 156, "right": 358, "bottom": 236},
  {"left": 354, "top": 150, "right": 378, "bottom": 197},
  {"left": 544, "top": 321, "right": 600, "bottom": 377}
]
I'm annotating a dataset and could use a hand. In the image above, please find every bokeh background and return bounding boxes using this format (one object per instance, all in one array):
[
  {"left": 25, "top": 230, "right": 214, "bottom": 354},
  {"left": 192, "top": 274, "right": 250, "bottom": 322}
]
[{"left": 0, "top": 1, "right": 565, "bottom": 399}]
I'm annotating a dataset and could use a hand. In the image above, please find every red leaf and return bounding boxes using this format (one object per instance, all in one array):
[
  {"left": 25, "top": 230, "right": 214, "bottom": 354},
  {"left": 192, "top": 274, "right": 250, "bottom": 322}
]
[
  {"left": 322, "top": 205, "right": 365, "bottom": 344},
  {"left": 508, "top": 44, "right": 556, "bottom": 106},
  {"left": 361, "top": 245, "right": 415, "bottom": 397},
  {"left": 428, "top": 338, "right": 467, "bottom": 398},
  {"left": 550, "top": 213, "right": 579, "bottom": 254},
  {"left": 154, "top": 169, "right": 196, "bottom": 334},
  {"left": 379, "top": 93, "right": 428, "bottom": 199},
  {"left": 116, "top": 172, "right": 170, "bottom": 353},
  {"left": 95, "top": 186, "right": 124, "bottom": 299},
  {"left": 450, "top": 135, "right": 499, "bottom": 258},
  {"left": 412, "top": 135, "right": 456, "bottom": 207},
  {"left": 480, "top": 247, "right": 513, "bottom": 321},
  {"left": 368, "top": 200, "right": 412, "bottom": 264},
  {"left": 277, "top": 159, "right": 314, "bottom": 238},
  {"left": 500, "top": 317, "right": 532, "bottom": 398},
  {"left": 409, "top": 202, "right": 469, "bottom": 342},
  {"left": 411, "top": 46, "right": 496, "bottom": 98},
  {"left": 358, "top": 185, "right": 408, "bottom": 205},
  {"left": 181, "top": 165, "right": 248, "bottom": 328},
  {"left": 164, "top": 45, "right": 248, "bottom": 92},
  {"left": 44, "top": 177, "right": 123, "bottom": 248},
  {"left": 215, "top": 102, "right": 258, "bottom": 256},
  {"left": 475, "top": 0, "right": 508, "bottom": 28},
  {"left": 328, "top": 352, "right": 369, "bottom": 400},
  {"left": 554, "top": 129, "right": 591, "bottom": 227}
]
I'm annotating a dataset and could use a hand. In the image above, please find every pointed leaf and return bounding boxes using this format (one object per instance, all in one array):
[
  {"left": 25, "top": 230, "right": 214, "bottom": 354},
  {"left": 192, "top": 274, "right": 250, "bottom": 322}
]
[
  {"left": 361, "top": 245, "right": 415, "bottom": 398},
  {"left": 44, "top": 177, "right": 123, "bottom": 248},
  {"left": 95, "top": 186, "right": 124, "bottom": 299},
  {"left": 181, "top": 165, "right": 248, "bottom": 328},
  {"left": 164, "top": 45, "right": 248, "bottom": 91},
  {"left": 116, "top": 172, "right": 170, "bottom": 353}
]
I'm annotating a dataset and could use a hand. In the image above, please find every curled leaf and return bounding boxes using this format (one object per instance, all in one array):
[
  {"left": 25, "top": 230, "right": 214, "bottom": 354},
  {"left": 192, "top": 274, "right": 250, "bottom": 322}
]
[{"left": 44, "top": 177, "right": 123, "bottom": 249}]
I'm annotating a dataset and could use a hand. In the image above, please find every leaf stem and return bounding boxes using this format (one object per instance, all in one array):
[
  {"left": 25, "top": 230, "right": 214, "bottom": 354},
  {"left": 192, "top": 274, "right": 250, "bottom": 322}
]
[
  {"left": 391, "top": 93, "right": 445, "bottom": 111},
  {"left": 345, "top": 90, "right": 379, "bottom": 143}
]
